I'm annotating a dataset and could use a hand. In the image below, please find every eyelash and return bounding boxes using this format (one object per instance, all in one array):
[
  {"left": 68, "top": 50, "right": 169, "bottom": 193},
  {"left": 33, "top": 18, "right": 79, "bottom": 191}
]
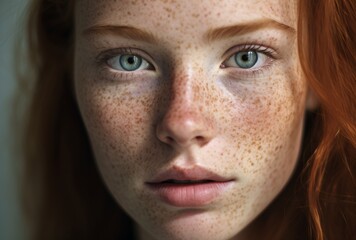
[
  {"left": 96, "top": 44, "right": 277, "bottom": 79},
  {"left": 229, "top": 44, "right": 277, "bottom": 58}
]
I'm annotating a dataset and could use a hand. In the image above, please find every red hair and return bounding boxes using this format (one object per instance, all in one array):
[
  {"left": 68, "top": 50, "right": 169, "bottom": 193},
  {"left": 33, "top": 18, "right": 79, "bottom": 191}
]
[
  {"left": 16, "top": 0, "right": 355, "bottom": 239},
  {"left": 298, "top": 0, "right": 356, "bottom": 239}
]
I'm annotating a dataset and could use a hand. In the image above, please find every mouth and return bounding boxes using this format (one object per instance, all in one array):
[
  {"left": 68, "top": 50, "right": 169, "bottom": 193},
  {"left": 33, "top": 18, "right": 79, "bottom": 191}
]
[
  {"left": 147, "top": 165, "right": 232, "bottom": 183},
  {"left": 160, "top": 179, "right": 216, "bottom": 184},
  {"left": 146, "top": 166, "right": 234, "bottom": 208}
]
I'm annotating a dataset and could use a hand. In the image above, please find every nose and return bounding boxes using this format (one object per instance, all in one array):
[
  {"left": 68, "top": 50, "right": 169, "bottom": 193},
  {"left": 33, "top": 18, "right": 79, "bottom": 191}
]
[{"left": 156, "top": 72, "right": 216, "bottom": 149}]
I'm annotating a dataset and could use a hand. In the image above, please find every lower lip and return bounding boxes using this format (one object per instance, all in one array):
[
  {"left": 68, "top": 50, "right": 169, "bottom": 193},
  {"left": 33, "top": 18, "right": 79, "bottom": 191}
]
[{"left": 146, "top": 181, "right": 233, "bottom": 207}]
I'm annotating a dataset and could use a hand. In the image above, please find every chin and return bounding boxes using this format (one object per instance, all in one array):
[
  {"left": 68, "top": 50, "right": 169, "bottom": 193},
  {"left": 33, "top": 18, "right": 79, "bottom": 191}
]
[{"left": 137, "top": 209, "right": 250, "bottom": 240}]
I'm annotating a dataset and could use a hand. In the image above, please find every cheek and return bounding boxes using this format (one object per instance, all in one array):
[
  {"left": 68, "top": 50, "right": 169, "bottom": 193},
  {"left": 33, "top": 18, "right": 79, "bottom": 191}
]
[
  {"left": 75, "top": 81, "right": 158, "bottom": 168},
  {"left": 221, "top": 70, "right": 306, "bottom": 199},
  {"left": 75, "top": 83, "right": 164, "bottom": 209}
]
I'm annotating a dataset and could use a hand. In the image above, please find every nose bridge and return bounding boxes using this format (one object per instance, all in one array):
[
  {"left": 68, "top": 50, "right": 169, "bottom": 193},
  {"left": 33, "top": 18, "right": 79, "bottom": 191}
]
[
  {"left": 156, "top": 63, "right": 216, "bottom": 149},
  {"left": 170, "top": 64, "right": 199, "bottom": 110}
]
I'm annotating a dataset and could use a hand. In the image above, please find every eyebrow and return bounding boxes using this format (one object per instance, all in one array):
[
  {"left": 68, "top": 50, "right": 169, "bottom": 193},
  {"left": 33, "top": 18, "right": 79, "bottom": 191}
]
[
  {"left": 204, "top": 19, "right": 295, "bottom": 43},
  {"left": 82, "top": 19, "right": 295, "bottom": 44},
  {"left": 82, "top": 25, "right": 158, "bottom": 44}
]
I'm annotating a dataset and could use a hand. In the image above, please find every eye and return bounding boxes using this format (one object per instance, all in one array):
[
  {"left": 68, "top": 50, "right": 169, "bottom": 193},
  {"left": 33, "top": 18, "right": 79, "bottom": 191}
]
[
  {"left": 222, "top": 47, "right": 272, "bottom": 70},
  {"left": 107, "top": 54, "right": 151, "bottom": 71}
]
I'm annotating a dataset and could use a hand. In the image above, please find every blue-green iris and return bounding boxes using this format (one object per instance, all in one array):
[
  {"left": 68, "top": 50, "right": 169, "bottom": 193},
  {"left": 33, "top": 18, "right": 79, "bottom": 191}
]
[
  {"left": 235, "top": 51, "right": 258, "bottom": 69},
  {"left": 119, "top": 55, "right": 143, "bottom": 71}
]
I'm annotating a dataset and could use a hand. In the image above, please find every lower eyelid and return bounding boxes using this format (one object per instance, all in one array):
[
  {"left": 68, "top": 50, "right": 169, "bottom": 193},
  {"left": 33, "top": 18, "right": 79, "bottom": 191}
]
[
  {"left": 224, "top": 59, "right": 275, "bottom": 78},
  {"left": 101, "top": 63, "right": 159, "bottom": 82}
]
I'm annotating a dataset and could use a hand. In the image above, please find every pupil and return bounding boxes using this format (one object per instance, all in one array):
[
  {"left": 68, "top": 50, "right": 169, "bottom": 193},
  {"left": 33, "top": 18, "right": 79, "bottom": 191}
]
[
  {"left": 242, "top": 54, "right": 249, "bottom": 62},
  {"left": 127, "top": 57, "right": 135, "bottom": 65}
]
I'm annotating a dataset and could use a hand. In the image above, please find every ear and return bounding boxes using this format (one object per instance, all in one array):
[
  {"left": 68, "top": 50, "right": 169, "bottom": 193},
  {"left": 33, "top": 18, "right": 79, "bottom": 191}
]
[{"left": 306, "top": 88, "right": 319, "bottom": 110}]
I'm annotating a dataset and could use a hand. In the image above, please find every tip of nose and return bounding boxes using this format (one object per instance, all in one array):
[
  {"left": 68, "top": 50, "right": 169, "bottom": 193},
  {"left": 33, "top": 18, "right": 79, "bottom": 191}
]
[{"left": 156, "top": 109, "right": 215, "bottom": 149}]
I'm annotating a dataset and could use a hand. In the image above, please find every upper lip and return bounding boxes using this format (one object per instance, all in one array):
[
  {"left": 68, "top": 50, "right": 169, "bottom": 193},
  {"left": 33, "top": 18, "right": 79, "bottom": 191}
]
[{"left": 147, "top": 165, "right": 233, "bottom": 183}]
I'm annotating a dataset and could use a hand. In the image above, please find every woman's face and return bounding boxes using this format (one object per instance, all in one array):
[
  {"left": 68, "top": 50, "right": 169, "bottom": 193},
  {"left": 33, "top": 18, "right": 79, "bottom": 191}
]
[{"left": 75, "top": 0, "right": 305, "bottom": 239}]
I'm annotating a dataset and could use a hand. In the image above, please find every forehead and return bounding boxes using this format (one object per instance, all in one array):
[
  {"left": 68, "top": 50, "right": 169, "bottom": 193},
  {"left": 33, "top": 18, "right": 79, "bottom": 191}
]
[{"left": 76, "top": 0, "right": 298, "bottom": 33}]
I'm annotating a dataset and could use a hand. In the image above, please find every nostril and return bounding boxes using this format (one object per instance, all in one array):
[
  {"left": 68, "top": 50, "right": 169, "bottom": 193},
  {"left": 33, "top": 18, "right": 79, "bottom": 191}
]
[
  {"left": 166, "top": 136, "right": 174, "bottom": 143},
  {"left": 196, "top": 136, "right": 204, "bottom": 141},
  {"left": 163, "top": 135, "right": 205, "bottom": 146},
  {"left": 195, "top": 136, "right": 208, "bottom": 145}
]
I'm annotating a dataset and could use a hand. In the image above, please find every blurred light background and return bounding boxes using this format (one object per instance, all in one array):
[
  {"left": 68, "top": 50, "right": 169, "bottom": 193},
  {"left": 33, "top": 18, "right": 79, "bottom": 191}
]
[{"left": 0, "top": 0, "right": 28, "bottom": 239}]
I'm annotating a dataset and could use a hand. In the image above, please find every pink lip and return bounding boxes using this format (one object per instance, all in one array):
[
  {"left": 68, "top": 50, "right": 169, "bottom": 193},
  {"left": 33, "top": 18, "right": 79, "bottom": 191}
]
[{"left": 146, "top": 166, "right": 234, "bottom": 207}]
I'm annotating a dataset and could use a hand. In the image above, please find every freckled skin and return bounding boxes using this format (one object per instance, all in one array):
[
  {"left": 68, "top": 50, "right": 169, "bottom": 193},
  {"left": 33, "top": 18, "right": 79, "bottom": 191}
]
[{"left": 74, "top": 0, "right": 308, "bottom": 240}]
